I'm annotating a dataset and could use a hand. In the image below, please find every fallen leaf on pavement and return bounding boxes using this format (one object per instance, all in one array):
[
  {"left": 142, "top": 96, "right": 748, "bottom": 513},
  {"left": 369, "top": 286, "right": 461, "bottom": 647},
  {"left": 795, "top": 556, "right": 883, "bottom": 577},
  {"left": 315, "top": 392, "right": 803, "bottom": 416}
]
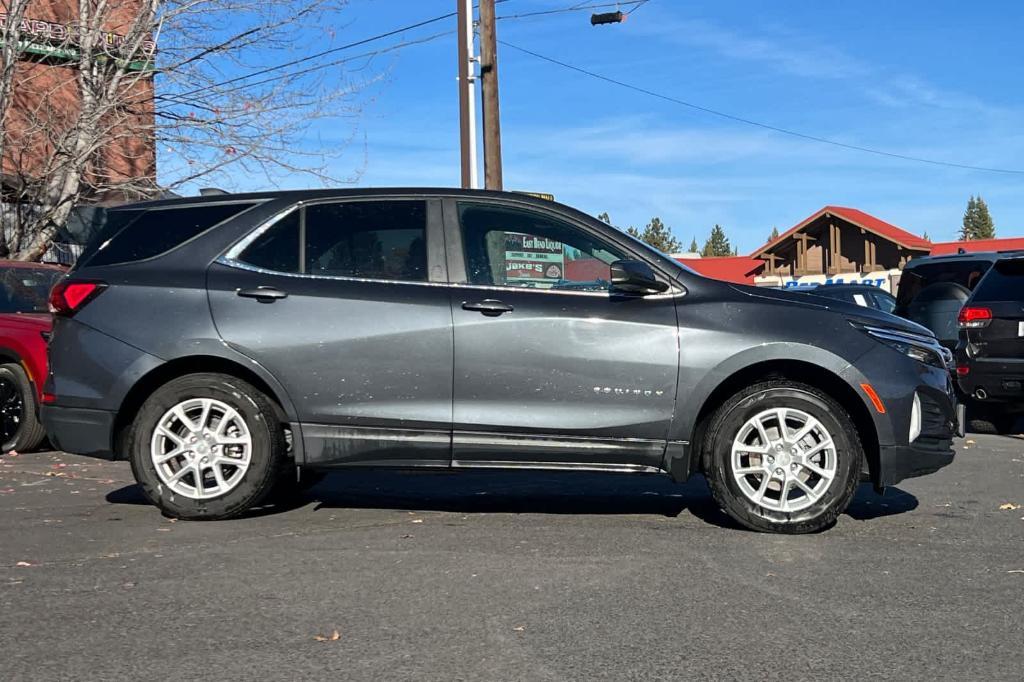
[
  {"left": 411, "top": 519, "right": 423, "bottom": 524},
  {"left": 314, "top": 630, "right": 341, "bottom": 642},
  {"left": 5, "top": 450, "right": 17, "bottom": 457},
  {"left": 15, "top": 561, "right": 33, "bottom": 567},
  {"left": 513, "top": 626, "right": 525, "bottom": 632},
  {"left": 965, "top": 439, "right": 975, "bottom": 445},
  {"left": 999, "top": 503, "right": 1021, "bottom": 511},
  {"left": 0, "top": 488, "right": 14, "bottom": 494}
]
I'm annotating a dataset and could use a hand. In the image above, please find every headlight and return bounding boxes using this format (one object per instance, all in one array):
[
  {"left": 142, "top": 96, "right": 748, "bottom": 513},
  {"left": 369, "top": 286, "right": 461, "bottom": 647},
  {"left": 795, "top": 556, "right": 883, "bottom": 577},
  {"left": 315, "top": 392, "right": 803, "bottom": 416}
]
[{"left": 853, "top": 323, "right": 947, "bottom": 369}]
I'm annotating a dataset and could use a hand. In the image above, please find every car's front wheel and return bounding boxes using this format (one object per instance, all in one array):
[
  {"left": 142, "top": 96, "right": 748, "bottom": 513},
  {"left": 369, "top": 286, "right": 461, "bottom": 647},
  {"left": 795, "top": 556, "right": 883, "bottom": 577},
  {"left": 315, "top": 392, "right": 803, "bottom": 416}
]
[
  {"left": 704, "top": 380, "right": 862, "bottom": 534},
  {"left": 128, "top": 373, "right": 287, "bottom": 520}
]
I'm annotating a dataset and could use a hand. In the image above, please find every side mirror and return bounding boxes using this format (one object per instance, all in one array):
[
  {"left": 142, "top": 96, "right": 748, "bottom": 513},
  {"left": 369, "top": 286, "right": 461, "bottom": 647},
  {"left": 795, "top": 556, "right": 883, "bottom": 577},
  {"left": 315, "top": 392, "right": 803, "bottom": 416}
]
[{"left": 610, "top": 260, "right": 669, "bottom": 295}]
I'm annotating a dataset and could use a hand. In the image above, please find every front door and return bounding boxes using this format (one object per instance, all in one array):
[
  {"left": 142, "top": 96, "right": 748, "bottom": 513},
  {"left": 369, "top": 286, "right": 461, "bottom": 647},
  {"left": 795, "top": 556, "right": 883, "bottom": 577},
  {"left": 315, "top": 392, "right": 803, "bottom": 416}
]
[
  {"left": 445, "top": 200, "right": 680, "bottom": 471},
  {"left": 208, "top": 198, "right": 453, "bottom": 467}
]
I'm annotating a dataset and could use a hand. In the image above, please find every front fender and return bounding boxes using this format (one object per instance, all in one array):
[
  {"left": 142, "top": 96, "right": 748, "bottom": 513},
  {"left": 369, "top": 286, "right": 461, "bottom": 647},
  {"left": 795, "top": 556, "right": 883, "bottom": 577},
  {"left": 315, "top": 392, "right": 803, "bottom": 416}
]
[{"left": 670, "top": 341, "right": 858, "bottom": 444}]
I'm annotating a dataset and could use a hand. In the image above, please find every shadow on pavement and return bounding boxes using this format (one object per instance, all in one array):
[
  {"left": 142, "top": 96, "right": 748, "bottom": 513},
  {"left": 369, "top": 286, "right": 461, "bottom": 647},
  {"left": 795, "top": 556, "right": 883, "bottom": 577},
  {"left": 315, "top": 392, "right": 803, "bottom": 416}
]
[
  {"left": 844, "top": 483, "right": 918, "bottom": 520},
  {"left": 106, "top": 470, "right": 918, "bottom": 527}
]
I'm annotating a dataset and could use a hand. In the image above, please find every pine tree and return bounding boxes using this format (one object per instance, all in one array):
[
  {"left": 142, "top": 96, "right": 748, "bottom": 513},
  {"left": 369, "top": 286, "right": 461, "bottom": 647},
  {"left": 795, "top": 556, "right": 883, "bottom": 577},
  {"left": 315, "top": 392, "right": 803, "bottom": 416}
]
[
  {"left": 688, "top": 237, "right": 698, "bottom": 253},
  {"left": 627, "top": 217, "right": 681, "bottom": 253},
  {"left": 701, "top": 224, "right": 733, "bottom": 257},
  {"left": 597, "top": 212, "right": 612, "bottom": 225},
  {"left": 922, "top": 230, "right": 931, "bottom": 242},
  {"left": 960, "top": 195, "right": 996, "bottom": 240},
  {"left": 769, "top": 226, "right": 780, "bottom": 242}
]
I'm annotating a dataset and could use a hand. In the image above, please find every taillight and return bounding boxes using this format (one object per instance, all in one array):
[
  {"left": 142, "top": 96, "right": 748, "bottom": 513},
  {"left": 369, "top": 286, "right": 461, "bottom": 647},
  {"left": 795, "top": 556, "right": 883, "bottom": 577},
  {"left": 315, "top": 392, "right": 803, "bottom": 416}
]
[
  {"left": 955, "top": 365, "right": 970, "bottom": 376},
  {"left": 957, "top": 306, "right": 992, "bottom": 329},
  {"left": 48, "top": 280, "right": 106, "bottom": 316}
]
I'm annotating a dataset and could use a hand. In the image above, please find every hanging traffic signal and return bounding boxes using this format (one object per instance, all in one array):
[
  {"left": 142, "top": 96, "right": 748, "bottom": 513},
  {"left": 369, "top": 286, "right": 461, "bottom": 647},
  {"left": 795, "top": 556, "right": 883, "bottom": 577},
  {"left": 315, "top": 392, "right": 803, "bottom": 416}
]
[{"left": 591, "top": 11, "right": 626, "bottom": 25}]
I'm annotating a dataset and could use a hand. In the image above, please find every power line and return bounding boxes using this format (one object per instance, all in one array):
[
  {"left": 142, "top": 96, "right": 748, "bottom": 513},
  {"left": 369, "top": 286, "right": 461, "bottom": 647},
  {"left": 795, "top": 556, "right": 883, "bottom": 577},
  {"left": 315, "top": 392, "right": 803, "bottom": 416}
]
[
  {"left": 162, "top": 1, "right": 513, "bottom": 103},
  {"left": 160, "top": 31, "right": 452, "bottom": 107},
  {"left": 626, "top": 0, "right": 651, "bottom": 15},
  {"left": 496, "top": 1, "right": 642, "bottom": 20},
  {"left": 499, "top": 40, "right": 1024, "bottom": 175}
]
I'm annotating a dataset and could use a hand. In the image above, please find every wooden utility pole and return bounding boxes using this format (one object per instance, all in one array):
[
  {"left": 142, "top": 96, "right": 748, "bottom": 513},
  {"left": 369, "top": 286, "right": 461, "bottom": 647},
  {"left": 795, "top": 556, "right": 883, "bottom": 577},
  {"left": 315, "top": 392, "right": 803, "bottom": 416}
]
[
  {"left": 456, "top": 0, "right": 478, "bottom": 188},
  {"left": 478, "top": 0, "right": 503, "bottom": 190}
]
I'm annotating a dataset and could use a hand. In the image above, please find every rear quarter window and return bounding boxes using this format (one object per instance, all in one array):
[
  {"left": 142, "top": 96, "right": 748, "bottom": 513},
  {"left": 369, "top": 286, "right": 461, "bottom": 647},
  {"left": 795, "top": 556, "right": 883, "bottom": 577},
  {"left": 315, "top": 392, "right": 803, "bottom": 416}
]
[
  {"left": 970, "top": 259, "right": 1024, "bottom": 302},
  {"left": 81, "top": 202, "right": 257, "bottom": 268}
]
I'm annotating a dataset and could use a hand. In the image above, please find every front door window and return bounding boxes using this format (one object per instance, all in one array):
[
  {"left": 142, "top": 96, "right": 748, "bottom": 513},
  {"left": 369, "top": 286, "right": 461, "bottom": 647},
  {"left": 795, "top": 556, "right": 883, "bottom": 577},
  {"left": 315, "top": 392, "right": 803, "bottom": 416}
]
[{"left": 458, "top": 203, "right": 626, "bottom": 292}]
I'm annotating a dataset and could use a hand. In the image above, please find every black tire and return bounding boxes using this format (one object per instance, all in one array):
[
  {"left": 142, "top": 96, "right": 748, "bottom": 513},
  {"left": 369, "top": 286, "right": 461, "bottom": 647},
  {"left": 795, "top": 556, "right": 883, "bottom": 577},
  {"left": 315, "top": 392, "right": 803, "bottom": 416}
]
[
  {"left": 704, "top": 380, "right": 863, "bottom": 534},
  {"left": 128, "top": 373, "right": 287, "bottom": 520},
  {"left": 967, "top": 410, "right": 1019, "bottom": 436},
  {"left": 0, "top": 363, "right": 47, "bottom": 453}
]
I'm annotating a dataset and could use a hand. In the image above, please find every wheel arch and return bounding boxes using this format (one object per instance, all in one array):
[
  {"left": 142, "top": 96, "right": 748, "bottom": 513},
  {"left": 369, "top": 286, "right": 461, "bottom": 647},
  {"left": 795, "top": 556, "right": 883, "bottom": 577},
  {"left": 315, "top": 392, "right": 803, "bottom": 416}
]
[
  {"left": 111, "top": 354, "right": 297, "bottom": 460},
  {"left": 0, "top": 344, "right": 41, "bottom": 400},
  {"left": 681, "top": 358, "right": 879, "bottom": 485}
]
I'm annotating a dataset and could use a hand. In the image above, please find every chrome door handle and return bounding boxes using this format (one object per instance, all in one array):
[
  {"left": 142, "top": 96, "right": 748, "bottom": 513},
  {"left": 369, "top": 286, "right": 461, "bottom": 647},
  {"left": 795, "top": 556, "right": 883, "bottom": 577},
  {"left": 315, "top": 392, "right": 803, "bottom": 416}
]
[
  {"left": 237, "top": 287, "right": 288, "bottom": 302},
  {"left": 462, "top": 299, "right": 513, "bottom": 317}
]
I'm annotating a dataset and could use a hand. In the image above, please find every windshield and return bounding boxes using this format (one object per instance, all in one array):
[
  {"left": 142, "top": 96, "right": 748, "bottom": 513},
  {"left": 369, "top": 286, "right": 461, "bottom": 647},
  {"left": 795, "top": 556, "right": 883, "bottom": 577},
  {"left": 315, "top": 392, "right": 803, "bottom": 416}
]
[{"left": 0, "top": 267, "right": 64, "bottom": 313}]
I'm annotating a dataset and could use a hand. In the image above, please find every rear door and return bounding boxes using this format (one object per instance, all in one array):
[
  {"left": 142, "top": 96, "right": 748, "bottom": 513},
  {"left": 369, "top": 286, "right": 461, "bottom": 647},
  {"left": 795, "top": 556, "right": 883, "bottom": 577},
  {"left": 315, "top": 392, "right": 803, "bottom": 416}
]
[
  {"left": 207, "top": 197, "right": 454, "bottom": 467},
  {"left": 444, "top": 199, "right": 680, "bottom": 471}
]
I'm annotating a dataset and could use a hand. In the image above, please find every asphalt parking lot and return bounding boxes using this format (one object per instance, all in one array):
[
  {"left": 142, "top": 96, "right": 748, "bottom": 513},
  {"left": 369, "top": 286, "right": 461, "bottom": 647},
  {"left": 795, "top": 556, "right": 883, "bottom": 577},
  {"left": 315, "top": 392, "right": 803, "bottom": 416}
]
[{"left": 2, "top": 433, "right": 1023, "bottom": 681}]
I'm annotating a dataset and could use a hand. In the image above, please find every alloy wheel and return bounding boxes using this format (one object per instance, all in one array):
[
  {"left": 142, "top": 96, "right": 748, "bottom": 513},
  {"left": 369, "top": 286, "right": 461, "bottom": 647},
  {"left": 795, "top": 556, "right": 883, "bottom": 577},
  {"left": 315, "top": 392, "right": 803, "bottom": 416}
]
[
  {"left": 150, "top": 398, "right": 253, "bottom": 499},
  {"left": 730, "top": 407, "right": 837, "bottom": 513},
  {"left": 0, "top": 377, "right": 23, "bottom": 444}
]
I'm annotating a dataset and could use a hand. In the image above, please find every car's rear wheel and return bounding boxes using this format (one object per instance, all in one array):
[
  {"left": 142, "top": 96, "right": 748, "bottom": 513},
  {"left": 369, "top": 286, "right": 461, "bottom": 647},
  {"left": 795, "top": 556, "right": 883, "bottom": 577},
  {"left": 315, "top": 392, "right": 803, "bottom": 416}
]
[
  {"left": 967, "top": 408, "right": 1020, "bottom": 435},
  {"left": 704, "top": 380, "right": 862, "bottom": 534},
  {"left": 0, "top": 363, "right": 47, "bottom": 453},
  {"left": 128, "top": 373, "right": 286, "bottom": 520}
]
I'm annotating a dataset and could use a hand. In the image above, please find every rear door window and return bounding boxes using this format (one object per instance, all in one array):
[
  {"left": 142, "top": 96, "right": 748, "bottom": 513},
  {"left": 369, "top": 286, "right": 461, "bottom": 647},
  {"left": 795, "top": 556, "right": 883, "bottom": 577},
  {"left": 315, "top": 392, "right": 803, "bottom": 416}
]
[
  {"left": 970, "top": 258, "right": 1024, "bottom": 302},
  {"left": 84, "top": 202, "right": 256, "bottom": 267},
  {"left": 235, "top": 200, "right": 428, "bottom": 282}
]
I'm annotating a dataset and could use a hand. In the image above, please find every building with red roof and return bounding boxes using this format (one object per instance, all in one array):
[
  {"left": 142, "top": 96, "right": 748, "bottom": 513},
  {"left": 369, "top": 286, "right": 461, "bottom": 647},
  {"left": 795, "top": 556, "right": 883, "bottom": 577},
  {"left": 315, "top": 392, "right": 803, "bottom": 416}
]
[
  {"left": 675, "top": 255, "right": 764, "bottom": 284},
  {"left": 671, "top": 205, "right": 1021, "bottom": 286},
  {"left": 929, "top": 237, "right": 1024, "bottom": 255},
  {"left": 752, "top": 206, "right": 931, "bottom": 278}
]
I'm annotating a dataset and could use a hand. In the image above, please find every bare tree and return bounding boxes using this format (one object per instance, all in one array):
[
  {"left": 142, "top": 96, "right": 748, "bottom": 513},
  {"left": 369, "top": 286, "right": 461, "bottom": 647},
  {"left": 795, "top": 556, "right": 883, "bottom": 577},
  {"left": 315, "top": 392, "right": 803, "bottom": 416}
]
[{"left": 1, "top": 0, "right": 380, "bottom": 260}]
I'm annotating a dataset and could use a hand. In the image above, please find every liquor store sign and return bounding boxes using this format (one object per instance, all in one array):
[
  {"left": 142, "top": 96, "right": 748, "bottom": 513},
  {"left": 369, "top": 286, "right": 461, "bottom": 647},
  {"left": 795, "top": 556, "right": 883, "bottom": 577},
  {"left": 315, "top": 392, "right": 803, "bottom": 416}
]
[
  {"left": 505, "top": 233, "right": 565, "bottom": 284},
  {"left": 0, "top": 14, "right": 155, "bottom": 71}
]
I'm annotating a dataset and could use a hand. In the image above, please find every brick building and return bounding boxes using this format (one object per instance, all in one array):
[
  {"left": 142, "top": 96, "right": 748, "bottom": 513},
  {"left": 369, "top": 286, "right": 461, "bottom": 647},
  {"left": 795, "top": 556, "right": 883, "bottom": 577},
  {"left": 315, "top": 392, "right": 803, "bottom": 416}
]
[{"left": 0, "top": 1, "right": 156, "bottom": 200}]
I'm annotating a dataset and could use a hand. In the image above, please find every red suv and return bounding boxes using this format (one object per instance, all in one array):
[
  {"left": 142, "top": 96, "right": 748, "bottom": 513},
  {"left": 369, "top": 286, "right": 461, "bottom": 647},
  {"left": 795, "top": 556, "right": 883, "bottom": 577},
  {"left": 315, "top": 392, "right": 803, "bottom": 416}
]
[{"left": 0, "top": 261, "right": 66, "bottom": 451}]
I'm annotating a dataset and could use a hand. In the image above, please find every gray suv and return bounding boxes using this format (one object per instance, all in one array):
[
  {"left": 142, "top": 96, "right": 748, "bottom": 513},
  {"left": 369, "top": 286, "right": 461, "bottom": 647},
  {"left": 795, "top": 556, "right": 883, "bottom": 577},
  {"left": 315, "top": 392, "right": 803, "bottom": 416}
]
[{"left": 42, "top": 189, "right": 960, "bottom": 533}]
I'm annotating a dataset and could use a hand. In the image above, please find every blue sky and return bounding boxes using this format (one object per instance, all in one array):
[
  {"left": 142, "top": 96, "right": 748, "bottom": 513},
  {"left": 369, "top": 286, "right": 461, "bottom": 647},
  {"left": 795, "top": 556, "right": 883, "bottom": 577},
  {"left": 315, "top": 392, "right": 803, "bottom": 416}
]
[{"left": 190, "top": 0, "right": 1024, "bottom": 253}]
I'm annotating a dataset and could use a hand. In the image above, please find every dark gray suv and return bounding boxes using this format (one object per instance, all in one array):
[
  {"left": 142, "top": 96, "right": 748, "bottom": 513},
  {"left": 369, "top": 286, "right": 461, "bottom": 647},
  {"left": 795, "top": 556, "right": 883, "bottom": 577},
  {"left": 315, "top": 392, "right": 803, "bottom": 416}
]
[{"left": 42, "top": 189, "right": 960, "bottom": 533}]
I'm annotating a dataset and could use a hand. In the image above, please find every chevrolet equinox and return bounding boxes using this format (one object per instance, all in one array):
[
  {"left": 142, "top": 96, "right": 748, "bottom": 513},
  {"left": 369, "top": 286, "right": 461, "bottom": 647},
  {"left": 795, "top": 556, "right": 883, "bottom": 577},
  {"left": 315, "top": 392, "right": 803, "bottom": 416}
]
[{"left": 42, "top": 189, "right": 961, "bottom": 533}]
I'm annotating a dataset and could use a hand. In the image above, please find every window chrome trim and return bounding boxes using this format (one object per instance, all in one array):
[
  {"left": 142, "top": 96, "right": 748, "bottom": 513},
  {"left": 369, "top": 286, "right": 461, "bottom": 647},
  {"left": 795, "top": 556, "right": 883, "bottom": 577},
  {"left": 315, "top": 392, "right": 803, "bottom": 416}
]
[
  {"left": 220, "top": 200, "right": 685, "bottom": 297},
  {"left": 215, "top": 255, "right": 448, "bottom": 287},
  {"left": 449, "top": 282, "right": 685, "bottom": 299},
  {"left": 220, "top": 199, "right": 437, "bottom": 286},
  {"left": 222, "top": 205, "right": 298, "bottom": 261}
]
